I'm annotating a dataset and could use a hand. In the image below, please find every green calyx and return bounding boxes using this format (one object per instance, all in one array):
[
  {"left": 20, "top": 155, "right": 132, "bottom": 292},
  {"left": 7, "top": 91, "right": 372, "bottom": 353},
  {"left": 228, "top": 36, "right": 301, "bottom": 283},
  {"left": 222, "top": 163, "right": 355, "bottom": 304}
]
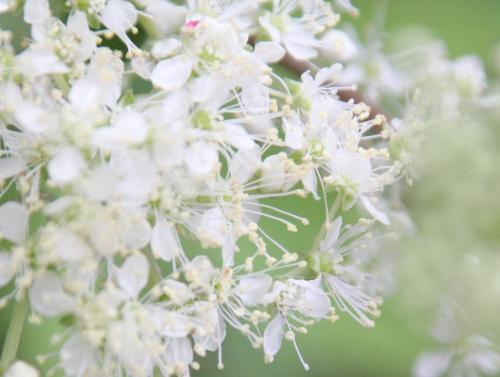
[{"left": 286, "top": 79, "right": 312, "bottom": 112}]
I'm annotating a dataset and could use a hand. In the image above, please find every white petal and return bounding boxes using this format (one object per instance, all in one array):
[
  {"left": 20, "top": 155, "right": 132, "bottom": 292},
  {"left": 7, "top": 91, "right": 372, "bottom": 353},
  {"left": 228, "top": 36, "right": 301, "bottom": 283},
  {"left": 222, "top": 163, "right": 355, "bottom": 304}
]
[
  {"left": 263, "top": 313, "right": 285, "bottom": 357},
  {"left": 162, "top": 90, "right": 190, "bottom": 122},
  {"left": 0, "top": 252, "right": 15, "bottom": 287},
  {"left": 197, "top": 207, "right": 227, "bottom": 247},
  {"left": 24, "top": 0, "right": 50, "bottom": 24},
  {"left": 284, "top": 38, "right": 317, "bottom": 61},
  {"left": 291, "top": 278, "right": 330, "bottom": 318},
  {"left": 0, "top": 158, "right": 26, "bottom": 179},
  {"left": 89, "top": 215, "right": 120, "bottom": 256},
  {"left": 48, "top": 147, "right": 85, "bottom": 185},
  {"left": 302, "top": 170, "right": 318, "bottom": 199},
  {"left": 222, "top": 232, "right": 236, "bottom": 267},
  {"left": 17, "top": 50, "right": 68, "bottom": 77},
  {"left": 258, "top": 16, "right": 281, "bottom": 43},
  {"left": 146, "top": 1, "right": 187, "bottom": 35},
  {"left": 0, "top": 201, "right": 28, "bottom": 244},
  {"left": 54, "top": 228, "right": 91, "bottom": 262},
  {"left": 118, "top": 215, "right": 151, "bottom": 249},
  {"left": 237, "top": 273, "right": 273, "bottom": 306},
  {"left": 100, "top": 0, "right": 138, "bottom": 44},
  {"left": 320, "top": 30, "right": 358, "bottom": 62},
  {"left": 254, "top": 41, "right": 286, "bottom": 63},
  {"left": 151, "top": 217, "right": 180, "bottom": 261},
  {"left": 192, "top": 310, "right": 225, "bottom": 352},
  {"left": 68, "top": 78, "right": 100, "bottom": 112},
  {"left": 81, "top": 164, "right": 118, "bottom": 201},
  {"left": 60, "top": 335, "right": 97, "bottom": 376},
  {"left": 321, "top": 216, "right": 342, "bottom": 250},
  {"left": 165, "top": 337, "right": 194, "bottom": 365},
  {"left": 189, "top": 75, "right": 219, "bottom": 103},
  {"left": 153, "top": 310, "right": 191, "bottom": 338},
  {"left": 229, "top": 147, "right": 261, "bottom": 183},
  {"left": 283, "top": 118, "right": 303, "bottom": 150},
  {"left": 261, "top": 155, "right": 287, "bottom": 192},
  {"left": 66, "top": 11, "right": 97, "bottom": 62},
  {"left": 315, "top": 64, "right": 343, "bottom": 86},
  {"left": 93, "top": 110, "right": 148, "bottom": 149},
  {"left": 131, "top": 55, "right": 154, "bottom": 79},
  {"left": 186, "top": 255, "right": 214, "bottom": 285},
  {"left": 224, "top": 124, "right": 256, "bottom": 150},
  {"left": 151, "top": 56, "right": 192, "bottom": 92},
  {"left": 29, "top": 273, "right": 76, "bottom": 316},
  {"left": 115, "top": 254, "right": 149, "bottom": 297},
  {"left": 14, "top": 101, "right": 50, "bottom": 134},
  {"left": 185, "top": 141, "right": 219, "bottom": 177},
  {"left": 361, "top": 196, "right": 390, "bottom": 225},
  {"left": 152, "top": 38, "right": 181, "bottom": 59},
  {"left": 112, "top": 109, "right": 148, "bottom": 143},
  {"left": 160, "top": 279, "right": 194, "bottom": 304}
]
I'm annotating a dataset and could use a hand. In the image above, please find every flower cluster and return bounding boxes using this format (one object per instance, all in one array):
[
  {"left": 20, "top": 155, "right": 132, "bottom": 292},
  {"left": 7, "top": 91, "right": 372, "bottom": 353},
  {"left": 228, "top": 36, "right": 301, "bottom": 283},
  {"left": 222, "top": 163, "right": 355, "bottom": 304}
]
[{"left": 0, "top": 0, "right": 406, "bottom": 376}]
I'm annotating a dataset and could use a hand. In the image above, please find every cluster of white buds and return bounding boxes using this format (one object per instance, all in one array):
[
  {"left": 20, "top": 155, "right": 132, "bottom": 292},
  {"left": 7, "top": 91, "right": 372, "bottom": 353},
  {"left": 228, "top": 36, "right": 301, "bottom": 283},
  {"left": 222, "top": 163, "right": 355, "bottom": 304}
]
[{"left": 0, "top": 0, "right": 405, "bottom": 376}]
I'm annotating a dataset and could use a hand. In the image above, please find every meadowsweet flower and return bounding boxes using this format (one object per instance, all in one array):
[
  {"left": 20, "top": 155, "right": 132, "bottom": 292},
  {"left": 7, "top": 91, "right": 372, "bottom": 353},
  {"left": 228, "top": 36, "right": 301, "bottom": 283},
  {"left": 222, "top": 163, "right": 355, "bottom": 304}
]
[{"left": 0, "top": 0, "right": 408, "bottom": 375}]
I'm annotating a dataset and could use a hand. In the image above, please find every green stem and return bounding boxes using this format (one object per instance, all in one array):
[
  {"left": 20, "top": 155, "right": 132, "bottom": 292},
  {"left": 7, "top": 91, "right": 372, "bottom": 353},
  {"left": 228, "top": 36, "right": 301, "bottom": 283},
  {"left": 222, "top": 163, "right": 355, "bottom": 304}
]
[{"left": 0, "top": 293, "right": 30, "bottom": 373}]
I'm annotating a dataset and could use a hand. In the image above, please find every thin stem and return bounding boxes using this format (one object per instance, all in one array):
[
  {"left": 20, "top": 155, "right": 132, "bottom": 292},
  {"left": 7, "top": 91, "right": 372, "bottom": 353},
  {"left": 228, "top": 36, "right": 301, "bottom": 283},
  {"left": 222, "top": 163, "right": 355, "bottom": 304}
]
[{"left": 0, "top": 293, "right": 30, "bottom": 373}]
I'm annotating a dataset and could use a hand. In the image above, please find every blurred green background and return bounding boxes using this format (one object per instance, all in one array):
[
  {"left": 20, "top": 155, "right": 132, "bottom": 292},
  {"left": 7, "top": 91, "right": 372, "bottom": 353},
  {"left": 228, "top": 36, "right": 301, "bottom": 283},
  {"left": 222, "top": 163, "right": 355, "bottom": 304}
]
[{"left": 1, "top": 0, "right": 500, "bottom": 376}]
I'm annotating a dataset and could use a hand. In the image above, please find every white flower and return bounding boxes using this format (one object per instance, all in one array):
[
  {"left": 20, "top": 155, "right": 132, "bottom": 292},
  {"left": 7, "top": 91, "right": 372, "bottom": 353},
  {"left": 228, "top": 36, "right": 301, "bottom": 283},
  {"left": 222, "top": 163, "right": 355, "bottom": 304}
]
[
  {"left": 4, "top": 361, "right": 39, "bottom": 377},
  {"left": 69, "top": 48, "right": 124, "bottom": 110},
  {"left": 259, "top": 1, "right": 338, "bottom": 61}
]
